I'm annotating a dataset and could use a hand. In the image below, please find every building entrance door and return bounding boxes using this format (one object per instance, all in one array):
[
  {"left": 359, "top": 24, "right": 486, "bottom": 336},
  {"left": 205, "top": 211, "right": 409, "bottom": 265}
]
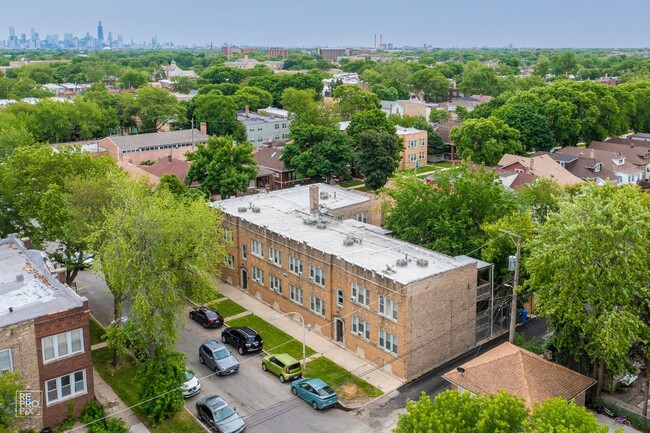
[
  {"left": 241, "top": 269, "right": 248, "bottom": 290},
  {"left": 335, "top": 318, "right": 344, "bottom": 342}
]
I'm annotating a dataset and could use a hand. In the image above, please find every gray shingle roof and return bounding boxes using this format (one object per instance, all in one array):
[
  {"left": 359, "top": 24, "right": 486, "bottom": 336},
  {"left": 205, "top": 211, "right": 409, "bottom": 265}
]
[{"left": 105, "top": 129, "right": 209, "bottom": 151}]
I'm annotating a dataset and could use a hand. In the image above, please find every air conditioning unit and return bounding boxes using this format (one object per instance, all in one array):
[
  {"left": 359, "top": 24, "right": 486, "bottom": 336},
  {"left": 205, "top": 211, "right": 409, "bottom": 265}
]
[
  {"left": 357, "top": 331, "right": 364, "bottom": 337},
  {"left": 309, "top": 277, "right": 314, "bottom": 282},
  {"left": 350, "top": 296, "right": 357, "bottom": 302},
  {"left": 298, "top": 271, "right": 303, "bottom": 277}
]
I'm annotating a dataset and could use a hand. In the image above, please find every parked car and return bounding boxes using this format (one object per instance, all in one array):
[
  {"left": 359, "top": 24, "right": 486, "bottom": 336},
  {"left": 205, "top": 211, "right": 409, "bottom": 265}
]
[
  {"left": 190, "top": 306, "right": 224, "bottom": 328},
  {"left": 196, "top": 394, "right": 245, "bottom": 433},
  {"left": 199, "top": 340, "right": 239, "bottom": 376},
  {"left": 69, "top": 252, "right": 94, "bottom": 269},
  {"left": 221, "top": 326, "right": 263, "bottom": 355},
  {"left": 262, "top": 353, "right": 302, "bottom": 383},
  {"left": 291, "top": 378, "right": 338, "bottom": 410},
  {"left": 182, "top": 367, "right": 201, "bottom": 398}
]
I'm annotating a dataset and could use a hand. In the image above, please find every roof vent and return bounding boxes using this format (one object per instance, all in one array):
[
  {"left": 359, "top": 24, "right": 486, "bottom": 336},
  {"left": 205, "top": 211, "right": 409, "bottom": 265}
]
[
  {"left": 416, "top": 258, "right": 429, "bottom": 267},
  {"left": 238, "top": 206, "right": 248, "bottom": 213},
  {"left": 317, "top": 222, "right": 327, "bottom": 229},
  {"left": 303, "top": 218, "right": 317, "bottom": 225},
  {"left": 396, "top": 258, "right": 408, "bottom": 267},
  {"left": 343, "top": 237, "right": 355, "bottom": 246},
  {"left": 320, "top": 191, "right": 330, "bottom": 200},
  {"left": 251, "top": 206, "right": 261, "bottom": 213},
  {"left": 15, "top": 274, "right": 24, "bottom": 282}
]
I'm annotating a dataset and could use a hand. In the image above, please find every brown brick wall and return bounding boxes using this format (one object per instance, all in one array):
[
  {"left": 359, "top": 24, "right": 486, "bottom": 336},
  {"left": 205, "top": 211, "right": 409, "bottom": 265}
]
[{"left": 34, "top": 301, "right": 94, "bottom": 428}]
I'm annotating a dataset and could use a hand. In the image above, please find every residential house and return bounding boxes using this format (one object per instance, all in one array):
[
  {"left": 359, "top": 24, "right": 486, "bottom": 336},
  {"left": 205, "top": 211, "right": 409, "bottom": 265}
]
[
  {"left": 216, "top": 184, "right": 497, "bottom": 380},
  {"left": 162, "top": 60, "right": 198, "bottom": 79},
  {"left": 396, "top": 126, "right": 428, "bottom": 170},
  {"left": 589, "top": 140, "right": 650, "bottom": 181},
  {"left": 253, "top": 144, "right": 309, "bottom": 191},
  {"left": 532, "top": 151, "right": 620, "bottom": 185},
  {"left": 497, "top": 154, "right": 585, "bottom": 187},
  {"left": 136, "top": 155, "right": 191, "bottom": 184},
  {"left": 466, "top": 162, "right": 538, "bottom": 190},
  {"left": 554, "top": 147, "right": 643, "bottom": 185},
  {"left": 443, "top": 342, "right": 596, "bottom": 409},
  {"left": 380, "top": 98, "right": 434, "bottom": 120},
  {"left": 238, "top": 108, "right": 290, "bottom": 147},
  {"left": 0, "top": 235, "right": 94, "bottom": 430},
  {"left": 434, "top": 121, "right": 461, "bottom": 161}
]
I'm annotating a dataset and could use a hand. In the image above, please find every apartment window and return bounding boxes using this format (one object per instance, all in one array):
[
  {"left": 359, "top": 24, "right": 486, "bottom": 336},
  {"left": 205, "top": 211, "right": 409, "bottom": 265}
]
[
  {"left": 420, "top": 138, "right": 425, "bottom": 147},
  {"left": 355, "top": 211, "right": 368, "bottom": 223},
  {"left": 225, "top": 254, "right": 235, "bottom": 269},
  {"left": 352, "top": 316, "right": 370, "bottom": 340},
  {"left": 251, "top": 239, "right": 263, "bottom": 258},
  {"left": 268, "top": 246, "right": 282, "bottom": 266},
  {"left": 378, "top": 295, "right": 398, "bottom": 320},
  {"left": 282, "top": 123, "right": 287, "bottom": 128},
  {"left": 0, "top": 349, "right": 13, "bottom": 373},
  {"left": 290, "top": 284, "right": 303, "bottom": 305},
  {"left": 419, "top": 152, "right": 426, "bottom": 160},
  {"left": 45, "top": 370, "right": 87, "bottom": 405},
  {"left": 351, "top": 283, "right": 370, "bottom": 307},
  {"left": 270, "top": 275, "right": 282, "bottom": 294},
  {"left": 241, "top": 244, "right": 247, "bottom": 260},
  {"left": 379, "top": 329, "right": 398, "bottom": 354},
  {"left": 289, "top": 255, "right": 303, "bottom": 275},
  {"left": 310, "top": 294, "right": 326, "bottom": 316},
  {"left": 257, "top": 127, "right": 263, "bottom": 131},
  {"left": 308, "top": 265, "right": 326, "bottom": 286},
  {"left": 223, "top": 229, "right": 233, "bottom": 243},
  {"left": 274, "top": 123, "right": 280, "bottom": 129},
  {"left": 249, "top": 127, "right": 255, "bottom": 132},
  {"left": 408, "top": 140, "right": 416, "bottom": 149},
  {"left": 257, "top": 137, "right": 263, "bottom": 142},
  {"left": 409, "top": 154, "right": 417, "bottom": 162},
  {"left": 336, "top": 288, "right": 344, "bottom": 307},
  {"left": 42, "top": 329, "right": 84, "bottom": 362},
  {"left": 252, "top": 266, "right": 265, "bottom": 285}
]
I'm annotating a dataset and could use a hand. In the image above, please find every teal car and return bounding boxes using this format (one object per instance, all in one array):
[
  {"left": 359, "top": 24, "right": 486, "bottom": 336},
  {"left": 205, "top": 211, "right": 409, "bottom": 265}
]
[{"left": 291, "top": 378, "right": 338, "bottom": 410}]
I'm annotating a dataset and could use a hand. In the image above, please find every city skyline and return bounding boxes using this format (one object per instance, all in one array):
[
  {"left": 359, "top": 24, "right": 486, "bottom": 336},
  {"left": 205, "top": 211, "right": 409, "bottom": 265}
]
[{"left": 2, "top": 0, "right": 650, "bottom": 49}]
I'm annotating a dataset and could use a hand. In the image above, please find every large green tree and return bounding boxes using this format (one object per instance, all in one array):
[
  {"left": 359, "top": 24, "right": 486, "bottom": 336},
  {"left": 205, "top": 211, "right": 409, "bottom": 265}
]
[
  {"left": 333, "top": 85, "right": 381, "bottom": 121},
  {"left": 450, "top": 117, "right": 523, "bottom": 165},
  {"left": 459, "top": 61, "right": 502, "bottom": 96},
  {"left": 192, "top": 92, "right": 239, "bottom": 137},
  {"left": 0, "top": 371, "right": 24, "bottom": 433},
  {"left": 185, "top": 135, "right": 257, "bottom": 198},
  {"left": 526, "top": 183, "right": 650, "bottom": 396},
  {"left": 355, "top": 130, "right": 402, "bottom": 190},
  {"left": 407, "top": 68, "right": 451, "bottom": 102},
  {"left": 133, "top": 86, "right": 182, "bottom": 132}
]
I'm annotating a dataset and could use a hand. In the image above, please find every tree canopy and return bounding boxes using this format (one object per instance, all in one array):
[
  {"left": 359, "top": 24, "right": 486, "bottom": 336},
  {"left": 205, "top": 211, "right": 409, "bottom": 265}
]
[{"left": 450, "top": 117, "right": 522, "bottom": 166}]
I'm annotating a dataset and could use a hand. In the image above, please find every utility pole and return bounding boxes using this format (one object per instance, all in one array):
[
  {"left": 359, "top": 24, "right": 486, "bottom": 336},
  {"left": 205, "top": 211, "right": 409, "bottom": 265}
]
[
  {"left": 191, "top": 118, "right": 195, "bottom": 151},
  {"left": 499, "top": 228, "right": 521, "bottom": 343}
]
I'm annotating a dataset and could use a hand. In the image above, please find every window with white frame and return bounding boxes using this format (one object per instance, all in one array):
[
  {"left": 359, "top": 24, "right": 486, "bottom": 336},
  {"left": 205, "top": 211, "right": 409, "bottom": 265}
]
[
  {"left": 378, "top": 295, "right": 398, "bottom": 320},
  {"left": 289, "top": 255, "right": 303, "bottom": 275},
  {"left": 408, "top": 140, "right": 416, "bottom": 149},
  {"left": 290, "top": 284, "right": 303, "bottom": 305},
  {"left": 420, "top": 138, "right": 426, "bottom": 147},
  {"left": 275, "top": 123, "right": 280, "bottom": 129},
  {"left": 251, "top": 239, "right": 263, "bottom": 257},
  {"left": 0, "top": 349, "right": 13, "bottom": 373},
  {"left": 351, "top": 283, "right": 370, "bottom": 307},
  {"left": 309, "top": 265, "right": 325, "bottom": 286},
  {"left": 225, "top": 254, "right": 234, "bottom": 269},
  {"left": 409, "top": 154, "right": 417, "bottom": 162},
  {"left": 419, "top": 152, "right": 426, "bottom": 160},
  {"left": 351, "top": 316, "right": 370, "bottom": 340},
  {"left": 241, "top": 244, "right": 247, "bottom": 260},
  {"left": 223, "top": 229, "right": 233, "bottom": 243},
  {"left": 45, "top": 370, "right": 87, "bottom": 405},
  {"left": 282, "top": 123, "right": 287, "bottom": 128},
  {"left": 310, "top": 294, "right": 326, "bottom": 316},
  {"left": 355, "top": 212, "right": 368, "bottom": 223},
  {"left": 379, "top": 329, "right": 398, "bottom": 354},
  {"left": 42, "top": 329, "right": 84, "bottom": 362},
  {"left": 336, "top": 288, "right": 344, "bottom": 307},
  {"left": 268, "top": 246, "right": 282, "bottom": 266},
  {"left": 269, "top": 275, "right": 282, "bottom": 294},
  {"left": 252, "top": 266, "right": 265, "bottom": 285}
]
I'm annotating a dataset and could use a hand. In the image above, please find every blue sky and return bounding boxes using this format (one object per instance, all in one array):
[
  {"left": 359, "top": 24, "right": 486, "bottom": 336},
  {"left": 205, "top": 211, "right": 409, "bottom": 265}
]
[{"left": 3, "top": 0, "right": 650, "bottom": 48}]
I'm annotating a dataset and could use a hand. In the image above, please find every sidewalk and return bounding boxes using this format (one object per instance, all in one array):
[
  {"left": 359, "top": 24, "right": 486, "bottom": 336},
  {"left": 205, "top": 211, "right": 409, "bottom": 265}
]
[
  {"left": 90, "top": 348, "right": 151, "bottom": 433},
  {"left": 217, "top": 281, "right": 404, "bottom": 394}
]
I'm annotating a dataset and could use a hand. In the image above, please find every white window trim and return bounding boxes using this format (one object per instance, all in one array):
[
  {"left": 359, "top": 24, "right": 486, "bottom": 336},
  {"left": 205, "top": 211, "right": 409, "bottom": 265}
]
[
  {"left": 225, "top": 254, "right": 235, "bottom": 269},
  {"left": 251, "top": 239, "right": 263, "bottom": 258},
  {"left": 45, "top": 369, "right": 87, "bottom": 405},
  {"left": 0, "top": 348, "right": 13, "bottom": 373},
  {"left": 290, "top": 284, "right": 303, "bottom": 305},
  {"left": 351, "top": 316, "right": 370, "bottom": 340},
  {"left": 351, "top": 283, "right": 370, "bottom": 307},
  {"left": 252, "top": 266, "right": 265, "bottom": 285},
  {"left": 378, "top": 329, "right": 398, "bottom": 354},
  {"left": 270, "top": 275, "right": 282, "bottom": 293},
  {"left": 268, "top": 246, "right": 282, "bottom": 267},
  {"left": 310, "top": 294, "right": 326, "bottom": 317},
  {"left": 309, "top": 265, "right": 326, "bottom": 287},
  {"left": 289, "top": 255, "right": 303, "bottom": 276},
  {"left": 378, "top": 295, "right": 398, "bottom": 321},
  {"left": 42, "top": 329, "right": 84, "bottom": 363}
]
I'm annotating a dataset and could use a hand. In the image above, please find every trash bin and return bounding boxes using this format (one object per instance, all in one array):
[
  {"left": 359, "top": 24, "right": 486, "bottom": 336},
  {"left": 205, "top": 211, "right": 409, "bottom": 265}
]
[{"left": 517, "top": 307, "right": 528, "bottom": 324}]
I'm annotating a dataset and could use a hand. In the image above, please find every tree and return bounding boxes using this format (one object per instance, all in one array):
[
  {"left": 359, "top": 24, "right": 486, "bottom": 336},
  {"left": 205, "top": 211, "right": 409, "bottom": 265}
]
[
  {"left": 370, "top": 84, "right": 399, "bottom": 101},
  {"left": 192, "top": 92, "right": 239, "bottom": 137},
  {"left": 355, "top": 130, "right": 402, "bottom": 190},
  {"left": 281, "top": 123, "right": 354, "bottom": 182},
  {"left": 231, "top": 86, "right": 273, "bottom": 111},
  {"left": 494, "top": 103, "right": 557, "bottom": 152},
  {"left": 526, "top": 398, "right": 608, "bottom": 433},
  {"left": 407, "top": 68, "right": 451, "bottom": 102},
  {"left": 459, "top": 61, "right": 502, "bottom": 96},
  {"left": 534, "top": 56, "right": 551, "bottom": 77},
  {"left": 333, "top": 85, "right": 380, "bottom": 121},
  {"left": 94, "top": 177, "right": 228, "bottom": 366},
  {"left": 117, "top": 69, "right": 149, "bottom": 89},
  {"left": 280, "top": 87, "right": 318, "bottom": 114},
  {"left": 347, "top": 108, "right": 396, "bottom": 139},
  {"left": 185, "top": 135, "right": 257, "bottom": 198},
  {"left": 199, "top": 65, "right": 245, "bottom": 85},
  {"left": 383, "top": 166, "right": 517, "bottom": 256},
  {"left": 450, "top": 117, "right": 523, "bottom": 166},
  {"left": 517, "top": 178, "right": 564, "bottom": 222},
  {"left": 0, "top": 371, "right": 24, "bottom": 433},
  {"left": 552, "top": 51, "right": 578, "bottom": 76},
  {"left": 133, "top": 86, "right": 182, "bottom": 132},
  {"left": 136, "top": 349, "right": 186, "bottom": 424},
  {"left": 170, "top": 76, "right": 195, "bottom": 94},
  {"left": 526, "top": 183, "right": 650, "bottom": 396},
  {"left": 430, "top": 109, "right": 450, "bottom": 123}
]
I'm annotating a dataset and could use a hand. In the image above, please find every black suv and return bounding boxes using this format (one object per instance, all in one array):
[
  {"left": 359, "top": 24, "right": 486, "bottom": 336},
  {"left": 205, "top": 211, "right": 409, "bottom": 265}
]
[
  {"left": 190, "top": 306, "right": 224, "bottom": 328},
  {"left": 221, "top": 326, "right": 263, "bottom": 355}
]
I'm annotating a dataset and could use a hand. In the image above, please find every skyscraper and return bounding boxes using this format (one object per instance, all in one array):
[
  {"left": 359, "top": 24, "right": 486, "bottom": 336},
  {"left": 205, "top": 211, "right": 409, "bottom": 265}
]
[{"left": 97, "top": 20, "right": 104, "bottom": 43}]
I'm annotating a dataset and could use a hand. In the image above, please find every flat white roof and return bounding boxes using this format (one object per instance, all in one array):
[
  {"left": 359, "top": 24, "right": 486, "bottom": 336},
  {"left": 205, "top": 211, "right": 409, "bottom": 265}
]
[{"left": 215, "top": 184, "right": 471, "bottom": 285}]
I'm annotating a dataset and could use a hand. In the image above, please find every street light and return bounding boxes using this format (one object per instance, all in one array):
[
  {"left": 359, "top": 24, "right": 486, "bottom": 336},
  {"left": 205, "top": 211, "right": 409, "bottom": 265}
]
[{"left": 271, "top": 312, "right": 311, "bottom": 370}]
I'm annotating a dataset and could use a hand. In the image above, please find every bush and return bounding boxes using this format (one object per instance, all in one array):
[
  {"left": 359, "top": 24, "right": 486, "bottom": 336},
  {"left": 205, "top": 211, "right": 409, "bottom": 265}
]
[
  {"left": 136, "top": 350, "right": 186, "bottom": 424},
  {"left": 81, "top": 400, "right": 129, "bottom": 433}
]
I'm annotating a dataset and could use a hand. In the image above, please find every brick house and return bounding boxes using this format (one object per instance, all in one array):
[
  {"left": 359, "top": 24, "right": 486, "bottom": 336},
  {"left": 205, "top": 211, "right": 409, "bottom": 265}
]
[
  {"left": 252, "top": 144, "right": 310, "bottom": 191},
  {"left": 0, "top": 235, "right": 94, "bottom": 430},
  {"left": 215, "top": 184, "right": 490, "bottom": 380},
  {"left": 396, "top": 126, "right": 428, "bottom": 170}
]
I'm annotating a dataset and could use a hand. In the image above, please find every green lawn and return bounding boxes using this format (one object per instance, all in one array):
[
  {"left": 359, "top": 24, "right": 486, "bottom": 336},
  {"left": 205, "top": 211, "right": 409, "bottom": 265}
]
[
  {"left": 412, "top": 165, "right": 438, "bottom": 174},
  {"left": 305, "top": 356, "right": 383, "bottom": 399},
  {"left": 92, "top": 347, "right": 201, "bottom": 432},
  {"left": 89, "top": 317, "right": 105, "bottom": 345},
  {"left": 339, "top": 179, "right": 364, "bottom": 188},
  {"left": 208, "top": 299, "right": 247, "bottom": 318},
  {"left": 225, "top": 315, "right": 316, "bottom": 359},
  {"left": 357, "top": 186, "right": 375, "bottom": 193}
]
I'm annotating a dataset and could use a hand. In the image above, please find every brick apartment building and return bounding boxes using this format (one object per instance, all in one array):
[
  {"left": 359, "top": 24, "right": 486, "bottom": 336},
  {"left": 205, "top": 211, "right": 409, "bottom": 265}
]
[
  {"left": 0, "top": 235, "right": 94, "bottom": 430},
  {"left": 265, "top": 48, "right": 289, "bottom": 59},
  {"left": 317, "top": 48, "right": 352, "bottom": 60},
  {"left": 216, "top": 184, "right": 490, "bottom": 380},
  {"left": 396, "top": 126, "right": 428, "bottom": 170}
]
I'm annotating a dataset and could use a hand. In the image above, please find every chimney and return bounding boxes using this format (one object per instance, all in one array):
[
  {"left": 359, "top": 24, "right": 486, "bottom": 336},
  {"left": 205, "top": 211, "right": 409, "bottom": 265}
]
[
  {"left": 20, "top": 237, "right": 31, "bottom": 249},
  {"left": 529, "top": 157, "right": 534, "bottom": 171},
  {"left": 244, "top": 105, "right": 250, "bottom": 116},
  {"left": 167, "top": 153, "right": 172, "bottom": 163},
  {"left": 55, "top": 268, "right": 67, "bottom": 284},
  {"left": 309, "top": 185, "right": 319, "bottom": 220},
  {"left": 380, "top": 34, "right": 383, "bottom": 49},
  {"left": 200, "top": 122, "right": 207, "bottom": 135},
  {"left": 374, "top": 34, "right": 377, "bottom": 49},
  {"left": 589, "top": 148, "right": 594, "bottom": 159}
]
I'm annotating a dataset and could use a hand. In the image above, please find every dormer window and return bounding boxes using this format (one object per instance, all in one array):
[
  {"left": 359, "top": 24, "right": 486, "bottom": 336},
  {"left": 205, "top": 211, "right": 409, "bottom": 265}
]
[{"left": 594, "top": 163, "right": 601, "bottom": 173}]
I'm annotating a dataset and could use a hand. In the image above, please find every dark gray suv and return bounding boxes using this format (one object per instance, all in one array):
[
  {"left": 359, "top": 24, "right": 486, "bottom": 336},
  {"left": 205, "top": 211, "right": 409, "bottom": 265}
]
[
  {"left": 196, "top": 394, "right": 245, "bottom": 433},
  {"left": 199, "top": 340, "right": 240, "bottom": 376}
]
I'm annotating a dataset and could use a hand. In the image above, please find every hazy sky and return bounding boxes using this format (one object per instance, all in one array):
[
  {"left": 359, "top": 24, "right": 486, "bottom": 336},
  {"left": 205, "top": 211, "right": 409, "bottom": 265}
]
[{"left": 3, "top": 0, "right": 650, "bottom": 48}]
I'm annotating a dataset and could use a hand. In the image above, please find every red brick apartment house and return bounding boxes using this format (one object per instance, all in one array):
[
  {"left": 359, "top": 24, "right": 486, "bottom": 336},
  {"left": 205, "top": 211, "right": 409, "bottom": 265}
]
[{"left": 0, "top": 235, "right": 93, "bottom": 430}]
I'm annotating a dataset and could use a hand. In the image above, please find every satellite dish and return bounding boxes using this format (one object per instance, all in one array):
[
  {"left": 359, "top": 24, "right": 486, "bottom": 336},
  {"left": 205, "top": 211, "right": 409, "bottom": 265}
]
[{"left": 456, "top": 367, "right": 465, "bottom": 374}]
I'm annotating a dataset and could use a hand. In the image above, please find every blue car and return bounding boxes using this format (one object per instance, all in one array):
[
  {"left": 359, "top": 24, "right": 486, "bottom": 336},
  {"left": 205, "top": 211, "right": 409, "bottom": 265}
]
[{"left": 291, "top": 378, "right": 338, "bottom": 410}]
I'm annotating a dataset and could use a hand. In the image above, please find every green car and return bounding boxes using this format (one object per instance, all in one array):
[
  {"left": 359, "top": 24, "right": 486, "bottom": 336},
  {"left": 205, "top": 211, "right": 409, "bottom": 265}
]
[{"left": 262, "top": 353, "right": 302, "bottom": 383}]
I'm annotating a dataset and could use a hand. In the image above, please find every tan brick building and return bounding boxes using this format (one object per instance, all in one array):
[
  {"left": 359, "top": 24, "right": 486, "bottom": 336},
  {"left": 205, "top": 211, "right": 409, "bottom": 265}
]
[
  {"left": 0, "top": 235, "right": 94, "bottom": 430},
  {"left": 216, "top": 184, "right": 486, "bottom": 380},
  {"left": 396, "top": 126, "right": 428, "bottom": 170}
]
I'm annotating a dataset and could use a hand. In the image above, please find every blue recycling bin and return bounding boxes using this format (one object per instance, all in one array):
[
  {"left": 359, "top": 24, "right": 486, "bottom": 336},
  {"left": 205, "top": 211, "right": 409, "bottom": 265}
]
[{"left": 517, "top": 307, "right": 528, "bottom": 324}]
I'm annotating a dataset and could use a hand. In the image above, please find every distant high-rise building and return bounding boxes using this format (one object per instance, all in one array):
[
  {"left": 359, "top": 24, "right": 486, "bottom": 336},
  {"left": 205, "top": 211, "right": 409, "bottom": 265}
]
[
  {"left": 9, "top": 26, "right": 15, "bottom": 38},
  {"left": 97, "top": 20, "right": 104, "bottom": 42}
]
